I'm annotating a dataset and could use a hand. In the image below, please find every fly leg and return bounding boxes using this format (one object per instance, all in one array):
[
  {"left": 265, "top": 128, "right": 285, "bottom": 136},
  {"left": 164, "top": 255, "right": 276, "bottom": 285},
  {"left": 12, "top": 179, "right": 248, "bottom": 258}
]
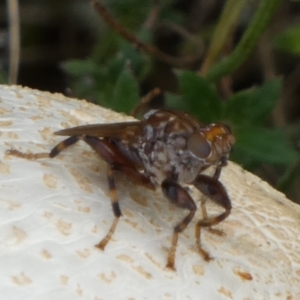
[
  {"left": 95, "top": 166, "right": 121, "bottom": 250},
  {"left": 205, "top": 159, "right": 230, "bottom": 234},
  {"left": 81, "top": 136, "right": 153, "bottom": 250},
  {"left": 6, "top": 136, "right": 81, "bottom": 159},
  {"left": 193, "top": 166, "right": 231, "bottom": 261},
  {"left": 161, "top": 179, "right": 197, "bottom": 271},
  {"left": 9, "top": 135, "right": 153, "bottom": 251}
]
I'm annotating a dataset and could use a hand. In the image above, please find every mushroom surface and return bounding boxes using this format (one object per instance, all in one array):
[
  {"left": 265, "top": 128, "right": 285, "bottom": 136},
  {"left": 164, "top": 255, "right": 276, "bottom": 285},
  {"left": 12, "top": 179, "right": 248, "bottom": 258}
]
[{"left": 0, "top": 85, "right": 300, "bottom": 300}]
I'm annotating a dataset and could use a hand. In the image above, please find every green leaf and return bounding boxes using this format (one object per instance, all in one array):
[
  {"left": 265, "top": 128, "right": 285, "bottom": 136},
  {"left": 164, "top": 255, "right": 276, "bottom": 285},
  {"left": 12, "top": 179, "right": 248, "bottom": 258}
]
[
  {"left": 223, "top": 90, "right": 252, "bottom": 126},
  {"left": 121, "top": 44, "right": 150, "bottom": 78},
  {"left": 105, "top": 54, "right": 127, "bottom": 83},
  {"left": 249, "top": 78, "right": 282, "bottom": 123},
  {"left": 91, "top": 32, "right": 121, "bottom": 63},
  {"left": 104, "top": 47, "right": 150, "bottom": 84},
  {"left": 274, "top": 25, "right": 300, "bottom": 55},
  {"left": 165, "top": 93, "right": 186, "bottom": 111},
  {"left": 177, "top": 70, "right": 222, "bottom": 123},
  {"left": 224, "top": 78, "right": 282, "bottom": 126},
  {"left": 111, "top": 64, "right": 139, "bottom": 113},
  {"left": 61, "top": 59, "right": 101, "bottom": 77},
  {"left": 233, "top": 127, "right": 298, "bottom": 166}
]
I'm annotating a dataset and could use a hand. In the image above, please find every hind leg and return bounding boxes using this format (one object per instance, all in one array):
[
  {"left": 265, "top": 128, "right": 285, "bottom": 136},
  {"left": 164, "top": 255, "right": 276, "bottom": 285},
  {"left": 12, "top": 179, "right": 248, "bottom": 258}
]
[
  {"left": 79, "top": 136, "right": 154, "bottom": 249},
  {"left": 95, "top": 166, "right": 122, "bottom": 250},
  {"left": 6, "top": 135, "right": 81, "bottom": 160},
  {"left": 8, "top": 135, "right": 153, "bottom": 251}
]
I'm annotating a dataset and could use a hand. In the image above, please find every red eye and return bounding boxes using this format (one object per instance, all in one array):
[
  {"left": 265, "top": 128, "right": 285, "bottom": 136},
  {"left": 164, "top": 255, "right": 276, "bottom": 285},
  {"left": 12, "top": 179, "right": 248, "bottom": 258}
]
[{"left": 187, "top": 132, "right": 211, "bottom": 159}]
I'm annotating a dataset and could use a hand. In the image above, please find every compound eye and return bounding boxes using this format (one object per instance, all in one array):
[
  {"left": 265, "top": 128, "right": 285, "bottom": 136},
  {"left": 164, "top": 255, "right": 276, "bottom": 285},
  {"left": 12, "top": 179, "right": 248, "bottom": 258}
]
[{"left": 187, "top": 132, "right": 211, "bottom": 159}]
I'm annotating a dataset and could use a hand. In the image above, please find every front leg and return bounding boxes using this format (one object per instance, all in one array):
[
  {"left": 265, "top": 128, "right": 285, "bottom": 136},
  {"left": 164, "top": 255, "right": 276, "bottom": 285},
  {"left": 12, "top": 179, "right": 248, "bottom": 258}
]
[
  {"left": 193, "top": 171, "right": 231, "bottom": 261},
  {"left": 161, "top": 179, "right": 197, "bottom": 271}
]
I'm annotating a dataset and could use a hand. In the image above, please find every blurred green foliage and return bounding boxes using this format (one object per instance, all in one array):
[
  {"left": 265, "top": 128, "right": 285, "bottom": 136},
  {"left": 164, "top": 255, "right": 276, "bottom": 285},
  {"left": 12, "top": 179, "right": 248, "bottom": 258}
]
[
  {"left": 274, "top": 25, "right": 300, "bottom": 55},
  {"left": 62, "top": 0, "right": 299, "bottom": 197}
]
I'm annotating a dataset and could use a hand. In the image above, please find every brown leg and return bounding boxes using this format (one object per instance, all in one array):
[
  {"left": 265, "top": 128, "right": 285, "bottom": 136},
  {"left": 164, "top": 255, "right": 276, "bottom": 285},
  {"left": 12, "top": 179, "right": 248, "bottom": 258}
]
[
  {"left": 203, "top": 160, "right": 228, "bottom": 234},
  {"left": 212, "top": 157, "right": 227, "bottom": 180},
  {"left": 161, "top": 179, "right": 197, "bottom": 271},
  {"left": 6, "top": 149, "right": 49, "bottom": 160},
  {"left": 6, "top": 136, "right": 81, "bottom": 160},
  {"left": 82, "top": 136, "right": 154, "bottom": 249},
  {"left": 54, "top": 136, "right": 154, "bottom": 249},
  {"left": 194, "top": 217, "right": 212, "bottom": 262},
  {"left": 95, "top": 167, "right": 122, "bottom": 250},
  {"left": 9, "top": 134, "right": 154, "bottom": 252},
  {"left": 49, "top": 136, "right": 81, "bottom": 157},
  {"left": 193, "top": 172, "right": 231, "bottom": 261},
  {"left": 200, "top": 201, "right": 225, "bottom": 236},
  {"left": 52, "top": 135, "right": 154, "bottom": 249}
]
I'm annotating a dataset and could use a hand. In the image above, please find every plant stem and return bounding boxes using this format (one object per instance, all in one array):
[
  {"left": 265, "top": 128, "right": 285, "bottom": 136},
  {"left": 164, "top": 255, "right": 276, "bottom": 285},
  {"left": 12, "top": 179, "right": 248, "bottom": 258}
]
[
  {"left": 200, "top": 0, "right": 247, "bottom": 75},
  {"left": 91, "top": 0, "right": 198, "bottom": 69},
  {"left": 205, "top": 0, "right": 283, "bottom": 83}
]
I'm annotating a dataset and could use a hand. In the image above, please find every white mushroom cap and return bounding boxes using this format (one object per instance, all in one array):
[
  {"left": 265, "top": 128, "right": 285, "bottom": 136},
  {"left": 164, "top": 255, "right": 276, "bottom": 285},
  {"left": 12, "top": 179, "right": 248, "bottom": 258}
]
[{"left": 0, "top": 85, "right": 300, "bottom": 299}]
